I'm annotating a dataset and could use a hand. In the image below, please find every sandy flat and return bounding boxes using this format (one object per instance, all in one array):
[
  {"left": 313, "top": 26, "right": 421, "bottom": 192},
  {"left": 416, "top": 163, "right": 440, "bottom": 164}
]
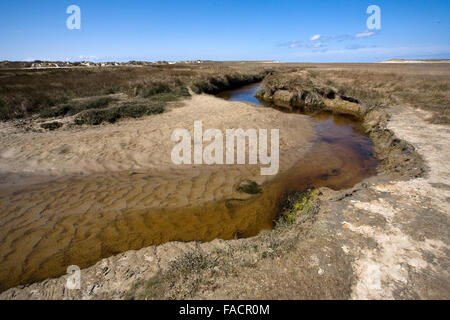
[{"left": 0, "top": 94, "right": 314, "bottom": 186}]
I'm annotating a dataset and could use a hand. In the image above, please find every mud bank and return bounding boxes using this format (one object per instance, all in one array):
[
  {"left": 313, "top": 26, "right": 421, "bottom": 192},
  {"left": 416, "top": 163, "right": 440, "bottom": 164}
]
[{"left": 2, "top": 73, "right": 449, "bottom": 300}]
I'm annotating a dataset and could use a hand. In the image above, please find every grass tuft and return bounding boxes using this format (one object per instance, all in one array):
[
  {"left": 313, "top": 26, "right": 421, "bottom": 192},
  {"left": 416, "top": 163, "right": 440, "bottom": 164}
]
[
  {"left": 40, "top": 121, "right": 63, "bottom": 131},
  {"left": 126, "top": 251, "right": 218, "bottom": 300},
  {"left": 40, "top": 97, "right": 116, "bottom": 118},
  {"left": 74, "top": 102, "right": 164, "bottom": 125},
  {"left": 275, "top": 188, "right": 319, "bottom": 228}
]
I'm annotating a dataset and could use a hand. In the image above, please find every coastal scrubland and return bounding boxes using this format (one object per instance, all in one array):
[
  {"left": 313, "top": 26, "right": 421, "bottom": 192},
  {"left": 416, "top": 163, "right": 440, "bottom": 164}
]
[
  {"left": 0, "top": 62, "right": 448, "bottom": 299},
  {"left": 1, "top": 62, "right": 447, "bottom": 125},
  {"left": 0, "top": 62, "right": 272, "bottom": 123},
  {"left": 307, "top": 64, "right": 450, "bottom": 124}
]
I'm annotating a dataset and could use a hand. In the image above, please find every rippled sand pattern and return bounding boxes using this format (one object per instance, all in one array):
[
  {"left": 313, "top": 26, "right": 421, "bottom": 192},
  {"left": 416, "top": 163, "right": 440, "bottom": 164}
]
[
  {"left": 0, "top": 95, "right": 316, "bottom": 290},
  {"left": 0, "top": 94, "right": 377, "bottom": 291}
]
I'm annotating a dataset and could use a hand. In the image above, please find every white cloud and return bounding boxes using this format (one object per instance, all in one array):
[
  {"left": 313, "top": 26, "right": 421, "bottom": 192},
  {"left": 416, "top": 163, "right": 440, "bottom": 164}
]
[
  {"left": 309, "top": 42, "right": 322, "bottom": 48},
  {"left": 285, "top": 44, "right": 450, "bottom": 62},
  {"left": 278, "top": 40, "right": 302, "bottom": 48},
  {"left": 289, "top": 40, "right": 301, "bottom": 48},
  {"left": 355, "top": 31, "right": 376, "bottom": 38},
  {"left": 310, "top": 34, "right": 321, "bottom": 41},
  {"left": 281, "top": 39, "right": 323, "bottom": 49}
]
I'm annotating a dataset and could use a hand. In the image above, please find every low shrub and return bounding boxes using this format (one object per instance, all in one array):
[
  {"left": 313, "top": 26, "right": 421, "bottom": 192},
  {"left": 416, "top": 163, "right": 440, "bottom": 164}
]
[
  {"left": 139, "top": 82, "right": 172, "bottom": 97},
  {"left": 74, "top": 102, "right": 164, "bottom": 125},
  {"left": 40, "top": 121, "right": 63, "bottom": 131},
  {"left": 0, "top": 99, "right": 9, "bottom": 121},
  {"left": 275, "top": 189, "right": 319, "bottom": 227},
  {"left": 115, "top": 103, "right": 165, "bottom": 118},
  {"left": 40, "top": 97, "right": 115, "bottom": 118}
]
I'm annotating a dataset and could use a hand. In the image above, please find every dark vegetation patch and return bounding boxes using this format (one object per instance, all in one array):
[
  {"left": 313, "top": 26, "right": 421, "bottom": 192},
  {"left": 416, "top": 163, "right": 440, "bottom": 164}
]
[
  {"left": 74, "top": 102, "right": 164, "bottom": 125},
  {"left": 237, "top": 180, "right": 262, "bottom": 194},
  {"left": 40, "top": 97, "right": 116, "bottom": 118},
  {"left": 148, "top": 91, "right": 190, "bottom": 102},
  {"left": 275, "top": 189, "right": 319, "bottom": 227},
  {"left": 0, "top": 99, "right": 9, "bottom": 121},
  {"left": 134, "top": 81, "right": 190, "bottom": 100},
  {"left": 40, "top": 121, "right": 63, "bottom": 131}
]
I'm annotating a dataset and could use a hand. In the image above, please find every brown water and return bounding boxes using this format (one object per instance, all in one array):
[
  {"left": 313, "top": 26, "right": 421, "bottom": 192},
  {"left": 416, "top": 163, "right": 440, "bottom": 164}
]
[{"left": 0, "top": 84, "right": 378, "bottom": 291}]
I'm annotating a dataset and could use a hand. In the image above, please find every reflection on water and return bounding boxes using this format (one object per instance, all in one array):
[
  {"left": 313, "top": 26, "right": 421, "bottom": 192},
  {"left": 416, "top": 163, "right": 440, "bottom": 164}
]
[
  {"left": 0, "top": 83, "right": 378, "bottom": 291},
  {"left": 217, "top": 82, "right": 376, "bottom": 172},
  {"left": 216, "top": 80, "right": 378, "bottom": 205},
  {"left": 216, "top": 82, "right": 262, "bottom": 105}
]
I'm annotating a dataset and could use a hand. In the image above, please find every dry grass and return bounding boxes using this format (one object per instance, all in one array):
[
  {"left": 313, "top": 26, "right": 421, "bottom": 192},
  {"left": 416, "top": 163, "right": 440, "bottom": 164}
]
[
  {"left": 1, "top": 62, "right": 447, "bottom": 124},
  {"left": 305, "top": 64, "right": 450, "bottom": 124},
  {"left": 126, "top": 251, "right": 220, "bottom": 300},
  {"left": 73, "top": 102, "right": 165, "bottom": 125},
  {"left": 39, "top": 97, "right": 117, "bottom": 118}
]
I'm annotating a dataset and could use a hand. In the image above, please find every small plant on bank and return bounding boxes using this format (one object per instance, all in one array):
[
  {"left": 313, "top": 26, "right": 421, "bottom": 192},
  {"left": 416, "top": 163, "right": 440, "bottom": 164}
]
[
  {"left": 275, "top": 188, "right": 319, "bottom": 228},
  {"left": 74, "top": 102, "right": 164, "bottom": 125}
]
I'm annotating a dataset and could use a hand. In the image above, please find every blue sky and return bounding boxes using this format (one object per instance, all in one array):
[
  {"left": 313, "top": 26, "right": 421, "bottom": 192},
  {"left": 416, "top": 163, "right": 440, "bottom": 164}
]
[{"left": 1, "top": 0, "right": 449, "bottom": 62}]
